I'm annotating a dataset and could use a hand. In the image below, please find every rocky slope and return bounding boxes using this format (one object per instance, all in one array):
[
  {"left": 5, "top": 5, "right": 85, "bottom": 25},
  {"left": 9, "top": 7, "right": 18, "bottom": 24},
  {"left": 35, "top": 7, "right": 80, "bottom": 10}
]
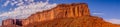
[
  {"left": 23, "top": 16, "right": 120, "bottom": 27},
  {"left": 1, "top": 3, "right": 120, "bottom": 27}
]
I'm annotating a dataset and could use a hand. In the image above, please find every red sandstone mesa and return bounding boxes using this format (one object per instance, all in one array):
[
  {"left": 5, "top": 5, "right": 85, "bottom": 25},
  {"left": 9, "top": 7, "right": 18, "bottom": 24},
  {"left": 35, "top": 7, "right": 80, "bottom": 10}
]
[
  {"left": 1, "top": 3, "right": 120, "bottom": 27},
  {"left": 2, "top": 19, "right": 14, "bottom": 25},
  {"left": 22, "top": 3, "right": 90, "bottom": 26}
]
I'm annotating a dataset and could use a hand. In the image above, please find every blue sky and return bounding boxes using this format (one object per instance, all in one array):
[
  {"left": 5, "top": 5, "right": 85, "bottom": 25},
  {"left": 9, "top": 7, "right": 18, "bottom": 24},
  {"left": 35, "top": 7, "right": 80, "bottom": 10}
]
[{"left": 0, "top": 0, "right": 120, "bottom": 25}]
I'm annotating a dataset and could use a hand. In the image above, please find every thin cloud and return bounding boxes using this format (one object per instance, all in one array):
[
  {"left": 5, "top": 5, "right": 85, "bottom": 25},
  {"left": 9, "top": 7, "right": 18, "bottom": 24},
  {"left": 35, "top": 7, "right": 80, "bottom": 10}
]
[
  {"left": 2, "top": 0, "right": 10, "bottom": 6},
  {"left": 92, "top": 12, "right": 104, "bottom": 15},
  {"left": 105, "top": 19, "right": 120, "bottom": 24}
]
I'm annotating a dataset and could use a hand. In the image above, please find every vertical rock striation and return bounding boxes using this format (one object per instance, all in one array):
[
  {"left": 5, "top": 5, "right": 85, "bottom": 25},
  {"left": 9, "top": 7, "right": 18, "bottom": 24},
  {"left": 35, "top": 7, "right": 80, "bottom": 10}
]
[
  {"left": 2, "top": 19, "right": 14, "bottom": 26},
  {"left": 22, "top": 3, "right": 90, "bottom": 26},
  {"left": 2, "top": 19, "right": 23, "bottom": 26}
]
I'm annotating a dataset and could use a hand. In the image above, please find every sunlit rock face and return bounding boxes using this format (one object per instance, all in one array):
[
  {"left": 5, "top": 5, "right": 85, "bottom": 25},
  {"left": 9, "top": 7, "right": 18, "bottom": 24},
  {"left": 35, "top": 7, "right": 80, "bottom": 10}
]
[
  {"left": 23, "top": 16, "right": 120, "bottom": 27},
  {"left": 2, "top": 19, "right": 14, "bottom": 25},
  {"left": 22, "top": 3, "right": 90, "bottom": 26},
  {"left": 2, "top": 19, "right": 23, "bottom": 26}
]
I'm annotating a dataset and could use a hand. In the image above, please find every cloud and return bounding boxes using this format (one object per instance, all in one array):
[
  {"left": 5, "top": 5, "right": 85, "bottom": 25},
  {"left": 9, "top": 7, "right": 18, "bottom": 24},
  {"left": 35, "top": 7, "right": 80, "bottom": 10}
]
[
  {"left": 2, "top": 0, "right": 10, "bottom": 6},
  {"left": 105, "top": 19, "right": 120, "bottom": 24},
  {"left": 92, "top": 12, "right": 104, "bottom": 15},
  {"left": 2, "top": 0, "right": 37, "bottom": 7},
  {"left": 11, "top": 1, "right": 18, "bottom": 6},
  {"left": 0, "top": 0, "right": 57, "bottom": 19}
]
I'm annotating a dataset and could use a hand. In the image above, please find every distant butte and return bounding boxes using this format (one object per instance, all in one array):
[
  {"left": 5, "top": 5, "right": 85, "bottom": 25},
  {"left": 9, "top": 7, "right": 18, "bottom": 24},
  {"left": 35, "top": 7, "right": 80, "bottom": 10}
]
[{"left": 1, "top": 3, "right": 120, "bottom": 27}]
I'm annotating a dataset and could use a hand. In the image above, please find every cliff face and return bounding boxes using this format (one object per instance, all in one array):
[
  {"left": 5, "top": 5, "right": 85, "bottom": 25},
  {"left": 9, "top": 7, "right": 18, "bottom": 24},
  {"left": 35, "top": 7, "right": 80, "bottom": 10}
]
[
  {"left": 1, "top": 3, "right": 120, "bottom": 27},
  {"left": 2, "top": 19, "right": 14, "bottom": 25},
  {"left": 2, "top": 19, "right": 23, "bottom": 26},
  {"left": 22, "top": 3, "right": 90, "bottom": 26},
  {"left": 1, "top": 19, "right": 22, "bottom": 27}
]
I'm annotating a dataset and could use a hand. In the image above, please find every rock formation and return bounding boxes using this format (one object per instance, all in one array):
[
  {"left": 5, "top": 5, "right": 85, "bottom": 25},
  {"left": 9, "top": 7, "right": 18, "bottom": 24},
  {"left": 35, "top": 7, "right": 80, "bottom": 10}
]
[
  {"left": 2, "top": 19, "right": 14, "bottom": 25},
  {"left": 23, "top": 16, "right": 120, "bottom": 27},
  {"left": 1, "top": 19, "right": 22, "bottom": 27},
  {"left": 22, "top": 3, "right": 90, "bottom": 26},
  {"left": 1, "top": 3, "right": 120, "bottom": 27}
]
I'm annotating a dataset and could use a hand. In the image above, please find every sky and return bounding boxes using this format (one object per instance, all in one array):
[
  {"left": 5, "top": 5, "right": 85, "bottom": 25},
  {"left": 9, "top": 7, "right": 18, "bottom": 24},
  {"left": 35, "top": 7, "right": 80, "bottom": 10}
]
[{"left": 0, "top": 0, "right": 120, "bottom": 25}]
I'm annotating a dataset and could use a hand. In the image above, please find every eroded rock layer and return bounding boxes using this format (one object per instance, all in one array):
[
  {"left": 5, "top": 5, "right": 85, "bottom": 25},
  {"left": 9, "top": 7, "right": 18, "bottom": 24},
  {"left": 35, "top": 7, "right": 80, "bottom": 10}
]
[
  {"left": 24, "top": 16, "right": 120, "bottom": 27},
  {"left": 22, "top": 3, "right": 90, "bottom": 26}
]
